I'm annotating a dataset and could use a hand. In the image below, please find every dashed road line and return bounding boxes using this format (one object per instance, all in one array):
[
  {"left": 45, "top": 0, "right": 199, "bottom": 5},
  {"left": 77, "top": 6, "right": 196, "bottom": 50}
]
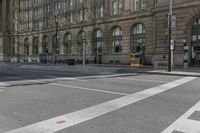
[
  {"left": 4, "top": 77, "right": 196, "bottom": 133},
  {"left": 162, "top": 100, "right": 200, "bottom": 133},
  {"left": 51, "top": 83, "right": 129, "bottom": 96}
]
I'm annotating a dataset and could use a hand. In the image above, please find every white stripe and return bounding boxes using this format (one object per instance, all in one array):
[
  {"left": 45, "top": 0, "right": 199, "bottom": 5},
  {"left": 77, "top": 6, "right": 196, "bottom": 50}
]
[
  {"left": 0, "top": 87, "right": 3, "bottom": 92},
  {"left": 6, "top": 77, "right": 23, "bottom": 80},
  {"left": 80, "top": 73, "right": 137, "bottom": 79},
  {"left": 162, "top": 100, "right": 200, "bottom": 133},
  {"left": 57, "top": 78, "right": 88, "bottom": 82},
  {"left": 4, "top": 77, "right": 196, "bottom": 133},
  {"left": 0, "top": 82, "right": 9, "bottom": 87},
  {"left": 51, "top": 83, "right": 129, "bottom": 96},
  {"left": 4, "top": 74, "right": 136, "bottom": 85},
  {"left": 117, "top": 77, "right": 167, "bottom": 83}
]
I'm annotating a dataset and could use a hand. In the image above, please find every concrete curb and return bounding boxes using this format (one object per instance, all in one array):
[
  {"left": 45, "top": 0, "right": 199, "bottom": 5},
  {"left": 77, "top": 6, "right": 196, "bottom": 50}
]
[{"left": 140, "top": 71, "right": 200, "bottom": 77}]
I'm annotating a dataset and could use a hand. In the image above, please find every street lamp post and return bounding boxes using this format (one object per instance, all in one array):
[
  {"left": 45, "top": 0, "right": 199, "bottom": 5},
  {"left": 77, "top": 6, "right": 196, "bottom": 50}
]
[
  {"left": 83, "top": 39, "right": 86, "bottom": 68},
  {"left": 168, "top": 0, "right": 173, "bottom": 72},
  {"left": 55, "top": 21, "right": 58, "bottom": 54}
]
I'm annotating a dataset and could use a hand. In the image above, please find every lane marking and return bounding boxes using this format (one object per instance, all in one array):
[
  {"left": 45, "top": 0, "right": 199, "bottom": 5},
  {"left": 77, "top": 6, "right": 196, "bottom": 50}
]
[
  {"left": 45, "top": 76, "right": 58, "bottom": 78},
  {"left": 4, "top": 74, "right": 137, "bottom": 86},
  {"left": 117, "top": 77, "right": 167, "bottom": 83},
  {"left": 6, "top": 77, "right": 24, "bottom": 80},
  {"left": 0, "top": 82, "right": 9, "bottom": 87},
  {"left": 57, "top": 77, "right": 88, "bottom": 82},
  {"left": 0, "top": 87, "right": 3, "bottom": 92},
  {"left": 51, "top": 83, "right": 129, "bottom": 96},
  {"left": 80, "top": 73, "right": 137, "bottom": 79},
  {"left": 4, "top": 77, "right": 196, "bottom": 133},
  {"left": 162, "top": 100, "right": 200, "bottom": 133}
]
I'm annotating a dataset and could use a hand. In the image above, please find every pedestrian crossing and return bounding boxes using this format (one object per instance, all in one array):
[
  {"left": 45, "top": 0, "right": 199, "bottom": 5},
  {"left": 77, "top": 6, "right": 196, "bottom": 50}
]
[
  {"left": 4, "top": 77, "right": 196, "bottom": 133},
  {"left": 162, "top": 101, "right": 200, "bottom": 133}
]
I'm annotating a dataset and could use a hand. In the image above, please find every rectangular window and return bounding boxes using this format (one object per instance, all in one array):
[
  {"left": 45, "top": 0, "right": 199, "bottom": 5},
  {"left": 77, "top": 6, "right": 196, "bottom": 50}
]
[
  {"left": 55, "top": 0, "right": 61, "bottom": 15},
  {"left": 134, "top": 0, "right": 145, "bottom": 11},
  {"left": 96, "top": 4, "right": 104, "bottom": 19},
  {"left": 112, "top": 0, "right": 123, "bottom": 15}
]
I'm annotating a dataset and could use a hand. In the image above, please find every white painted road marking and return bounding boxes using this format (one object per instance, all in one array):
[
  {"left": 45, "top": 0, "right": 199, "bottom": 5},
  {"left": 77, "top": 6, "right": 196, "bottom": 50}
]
[
  {"left": 162, "top": 100, "right": 200, "bottom": 133},
  {"left": 3, "top": 74, "right": 137, "bottom": 86},
  {"left": 4, "top": 77, "right": 196, "bottom": 133},
  {"left": 117, "top": 77, "right": 167, "bottom": 83},
  {"left": 6, "top": 76, "right": 24, "bottom": 79},
  {"left": 51, "top": 83, "right": 129, "bottom": 96},
  {"left": 0, "top": 87, "right": 3, "bottom": 92},
  {"left": 0, "top": 82, "right": 9, "bottom": 87}
]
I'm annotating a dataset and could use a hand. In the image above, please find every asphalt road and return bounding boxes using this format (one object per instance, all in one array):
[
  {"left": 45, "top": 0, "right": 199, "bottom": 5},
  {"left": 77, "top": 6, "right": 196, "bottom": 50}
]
[{"left": 0, "top": 66, "right": 200, "bottom": 133}]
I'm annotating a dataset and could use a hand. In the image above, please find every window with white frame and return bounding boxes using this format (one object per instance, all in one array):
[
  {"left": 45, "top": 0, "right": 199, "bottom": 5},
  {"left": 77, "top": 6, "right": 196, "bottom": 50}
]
[
  {"left": 55, "top": 0, "right": 61, "bottom": 15},
  {"left": 134, "top": 0, "right": 145, "bottom": 11},
  {"left": 96, "top": 4, "right": 104, "bottom": 19},
  {"left": 112, "top": 0, "right": 123, "bottom": 15}
]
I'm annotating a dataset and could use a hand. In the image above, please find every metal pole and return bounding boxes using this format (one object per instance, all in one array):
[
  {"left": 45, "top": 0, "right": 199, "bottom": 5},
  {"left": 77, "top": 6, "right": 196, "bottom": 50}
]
[
  {"left": 83, "top": 40, "right": 86, "bottom": 68},
  {"left": 168, "top": 0, "right": 172, "bottom": 72},
  {"left": 97, "top": 46, "right": 99, "bottom": 65},
  {"left": 55, "top": 21, "right": 58, "bottom": 54}
]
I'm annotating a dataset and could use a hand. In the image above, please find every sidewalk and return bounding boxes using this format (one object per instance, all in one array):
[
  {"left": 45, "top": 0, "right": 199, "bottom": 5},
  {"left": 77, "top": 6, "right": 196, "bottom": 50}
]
[{"left": 1, "top": 63, "right": 200, "bottom": 77}]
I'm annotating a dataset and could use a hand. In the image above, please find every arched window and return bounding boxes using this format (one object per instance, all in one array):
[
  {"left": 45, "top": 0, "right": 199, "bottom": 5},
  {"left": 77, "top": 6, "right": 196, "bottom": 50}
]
[
  {"left": 132, "top": 23, "right": 146, "bottom": 53},
  {"left": 112, "top": 26, "right": 122, "bottom": 53},
  {"left": 52, "top": 34, "right": 60, "bottom": 54},
  {"left": 24, "top": 38, "right": 29, "bottom": 55},
  {"left": 93, "top": 29, "right": 103, "bottom": 54},
  {"left": 77, "top": 31, "right": 86, "bottom": 53},
  {"left": 191, "top": 18, "right": 200, "bottom": 65},
  {"left": 42, "top": 36, "right": 48, "bottom": 53},
  {"left": 64, "top": 33, "right": 72, "bottom": 54},
  {"left": 32, "top": 37, "right": 39, "bottom": 55}
]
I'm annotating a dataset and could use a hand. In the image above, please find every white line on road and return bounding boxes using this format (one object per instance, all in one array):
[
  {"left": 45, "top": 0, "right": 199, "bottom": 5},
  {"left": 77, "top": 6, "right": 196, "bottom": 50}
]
[
  {"left": 117, "top": 77, "right": 167, "bottom": 83},
  {"left": 0, "top": 87, "right": 3, "bottom": 92},
  {"left": 80, "top": 73, "right": 137, "bottom": 79},
  {"left": 6, "top": 77, "right": 24, "bottom": 80},
  {"left": 51, "top": 83, "right": 129, "bottom": 96},
  {"left": 0, "top": 82, "right": 9, "bottom": 87},
  {"left": 4, "top": 77, "right": 196, "bottom": 133},
  {"left": 162, "top": 100, "right": 200, "bottom": 133}
]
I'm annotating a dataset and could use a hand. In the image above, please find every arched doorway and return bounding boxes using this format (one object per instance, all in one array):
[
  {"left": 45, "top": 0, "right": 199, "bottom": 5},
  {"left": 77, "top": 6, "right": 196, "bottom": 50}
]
[
  {"left": 24, "top": 38, "right": 29, "bottom": 55},
  {"left": 191, "top": 18, "right": 200, "bottom": 65},
  {"left": 42, "top": 36, "right": 48, "bottom": 54},
  {"left": 132, "top": 23, "right": 146, "bottom": 64},
  {"left": 63, "top": 32, "right": 72, "bottom": 55},
  {"left": 32, "top": 37, "right": 39, "bottom": 55},
  {"left": 77, "top": 31, "right": 86, "bottom": 54},
  {"left": 93, "top": 29, "right": 103, "bottom": 64}
]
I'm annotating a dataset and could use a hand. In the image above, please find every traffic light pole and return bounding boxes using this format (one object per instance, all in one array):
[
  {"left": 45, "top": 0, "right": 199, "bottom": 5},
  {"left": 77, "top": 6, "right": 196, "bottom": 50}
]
[{"left": 168, "top": 0, "right": 172, "bottom": 72}]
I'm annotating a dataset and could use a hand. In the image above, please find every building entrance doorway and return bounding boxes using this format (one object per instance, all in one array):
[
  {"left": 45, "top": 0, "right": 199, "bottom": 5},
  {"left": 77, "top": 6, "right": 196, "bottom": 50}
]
[
  {"left": 132, "top": 24, "right": 146, "bottom": 64},
  {"left": 191, "top": 18, "right": 200, "bottom": 65}
]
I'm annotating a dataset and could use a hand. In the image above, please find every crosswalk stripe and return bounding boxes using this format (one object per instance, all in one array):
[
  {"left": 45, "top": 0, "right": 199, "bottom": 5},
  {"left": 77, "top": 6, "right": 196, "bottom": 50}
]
[
  {"left": 0, "top": 82, "right": 9, "bottom": 87},
  {"left": 4, "top": 77, "right": 196, "bottom": 133},
  {"left": 162, "top": 101, "right": 200, "bottom": 133},
  {"left": 51, "top": 83, "right": 129, "bottom": 96}
]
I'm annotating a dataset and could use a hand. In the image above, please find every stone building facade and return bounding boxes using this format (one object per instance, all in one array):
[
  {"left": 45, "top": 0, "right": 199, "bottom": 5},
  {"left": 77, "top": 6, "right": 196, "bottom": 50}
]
[{"left": 1, "top": 0, "right": 200, "bottom": 66}]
